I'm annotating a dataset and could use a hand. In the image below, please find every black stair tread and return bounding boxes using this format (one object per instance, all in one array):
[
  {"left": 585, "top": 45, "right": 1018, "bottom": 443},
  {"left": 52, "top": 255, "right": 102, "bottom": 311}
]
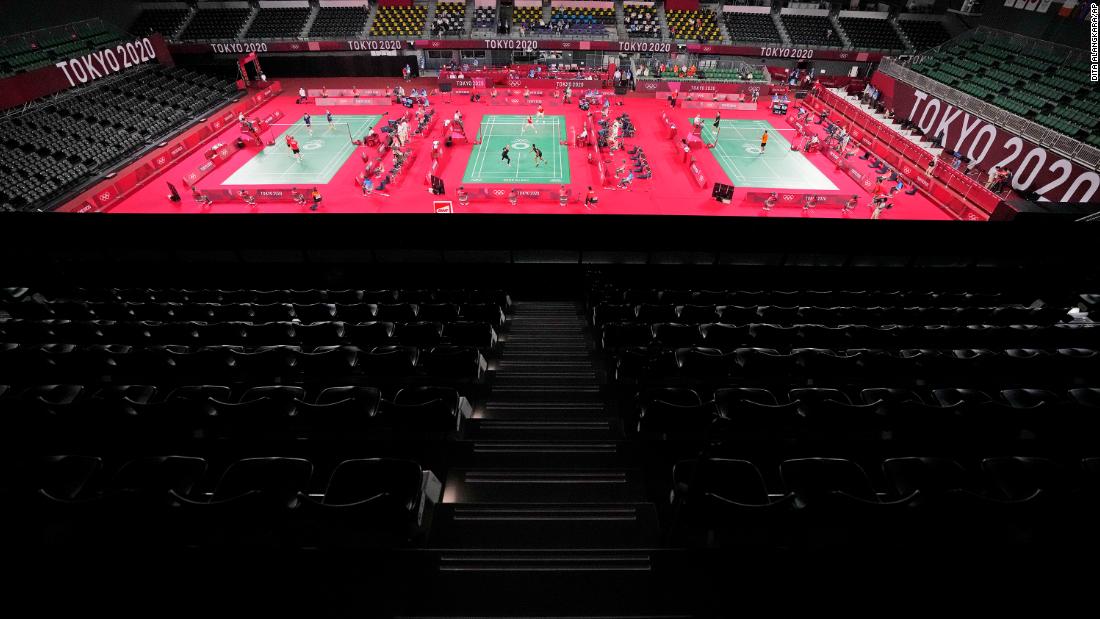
[
  {"left": 464, "top": 418, "right": 625, "bottom": 441},
  {"left": 429, "top": 503, "right": 661, "bottom": 548},
  {"left": 480, "top": 406, "right": 607, "bottom": 419},
  {"left": 397, "top": 615, "right": 694, "bottom": 618},
  {"left": 436, "top": 549, "right": 653, "bottom": 571},
  {"left": 461, "top": 441, "right": 629, "bottom": 468},
  {"left": 483, "top": 402, "right": 605, "bottom": 411},
  {"left": 444, "top": 468, "right": 646, "bottom": 504}
]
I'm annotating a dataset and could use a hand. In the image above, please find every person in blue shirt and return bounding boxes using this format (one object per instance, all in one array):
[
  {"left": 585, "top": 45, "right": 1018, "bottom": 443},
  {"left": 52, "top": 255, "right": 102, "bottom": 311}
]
[
  {"left": 303, "top": 113, "right": 312, "bottom": 136},
  {"left": 361, "top": 176, "right": 373, "bottom": 196}
]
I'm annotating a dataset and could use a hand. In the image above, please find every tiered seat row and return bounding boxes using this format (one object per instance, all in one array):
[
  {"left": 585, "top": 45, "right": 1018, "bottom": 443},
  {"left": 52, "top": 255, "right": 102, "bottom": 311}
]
[
  {"left": 0, "top": 67, "right": 235, "bottom": 211},
  {"left": 666, "top": 9, "right": 721, "bottom": 42},
  {"left": 18, "top": 454, "right": 440, "bottom": 549},
  {"left": 128, "top": 8, "right": 191, "bottom": 38},
  {"left": 16, "top": 286, "right": 512, "bottom": 308},
  {"left": 909, "top": 36, "right": 1097, "bottom": 142},
  {"left": 512, "top": 5, "right": 546, "bottom": 34},
  {"left": 780, "top": 14, "right": 838, "bottom": 46},
  {"left": 308, "top": 6, "right": 369, "bottom": 38},
  {"left": 722, "top": 12, "right": 781, "bottom": 44},
  {"left": 895, "top": 17, "right": 951, "bottom": 51},
  {"left": 0, "top": 382, "right": 473, "bottom": 438},
  {"left": 0, "top": 21, "right": 122, "bottom": 77},
  {"left": 0, "top": 317, "right": 499, "bottom": 350},
  {"left": 0, "top": 342, "right": 488, "bottom": 385},
  {"left": 474, "top": 4, "right": 496, "bottom": 30},
  {"left": 670, "top": 455, "right": 1100, "bottom": 550},
  {"left": 244, "top": 6, "right": 311, "bottom": 40},
  {"left": 640, "top": 385, "right": 1100, "bottom": 436},
  {"left": 588, "top": 286, "right": 1049, "bottom": 308},
  {"left": 624, "top": 3, "right": 659, "bottom": 38},
  {"left": 431, "top": 1, "right": 467, "bottom": 36},
  {"left": 837, "top": 16, "right": 904, "bottom": 50},
  {"left": 370, "top": 5, "right": 428, "bottom": 37},
  {"left": 178, "top": 7, "right": 252, "bottom": 41},
  {"left": 550, "top": 3, "right": 615, "bottom": 37}
]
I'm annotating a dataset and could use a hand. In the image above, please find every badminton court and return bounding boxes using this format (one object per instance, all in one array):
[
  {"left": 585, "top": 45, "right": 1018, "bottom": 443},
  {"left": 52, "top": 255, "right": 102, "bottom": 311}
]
[
  {"left": 700, "top": 119, "right": 838, "bottom": 191},
  {"left": 462, "top": 114, "right": 571, "bottom": 185},
  {"left": 222, "top": 114, "right": 380, "bottom": 186}
]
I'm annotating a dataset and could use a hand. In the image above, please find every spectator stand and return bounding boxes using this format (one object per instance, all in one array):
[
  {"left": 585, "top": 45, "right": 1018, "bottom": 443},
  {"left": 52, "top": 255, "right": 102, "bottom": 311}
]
[
  {"left": 623, "top": 1, "right": 660, "bottom": 39},
  {"left": 805, "top": 87, "right": 1000, "bottom": 220},
  {"left": 721, "top": 5, "right": 782, "bottom": 45}
]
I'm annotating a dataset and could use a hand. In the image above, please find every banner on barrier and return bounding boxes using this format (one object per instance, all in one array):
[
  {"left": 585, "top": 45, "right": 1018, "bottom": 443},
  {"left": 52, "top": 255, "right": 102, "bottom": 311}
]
[
  {"left": 169, "top": 40, "right": 406, "bottom": 55},
  {"left": 743, "top": 191, "right": 850, "bottom": 208},
  {"left": 869, "top": 72, "right": 1099, "bottom": 204},
  {"left": 0, "top": 33, "right": 173, "bottom": 111},
  {"left": 639, "top": 80, "right": 771, "bottom": 96}
]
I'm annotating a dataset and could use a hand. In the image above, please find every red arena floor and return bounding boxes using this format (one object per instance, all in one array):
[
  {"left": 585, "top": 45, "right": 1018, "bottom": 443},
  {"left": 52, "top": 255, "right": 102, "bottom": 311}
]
[{"left": 100, "top": 78, "right": 951, "bottom": 220}]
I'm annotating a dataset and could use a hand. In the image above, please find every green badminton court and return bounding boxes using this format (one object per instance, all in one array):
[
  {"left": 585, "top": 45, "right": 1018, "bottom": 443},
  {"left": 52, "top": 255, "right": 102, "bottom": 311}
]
[
  {"left": 462, "top": 114, "right": 570, "bottom": 184},
  {"left": 700, "top": 119, "right": 837, "bottom": 191},
  {"left": 222, "top": 114, "right": 380, "bottom": 185}
]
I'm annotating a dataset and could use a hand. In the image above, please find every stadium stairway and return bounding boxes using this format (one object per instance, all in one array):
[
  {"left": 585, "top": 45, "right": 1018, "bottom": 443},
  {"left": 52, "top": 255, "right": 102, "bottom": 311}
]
[
  {"left": 715, "top": 8, "right": 732, "bottom": 45},
  {"left": 842, "top": 87, "right": 945, "bottom": 157},
  {"left": 656, "top": 2, "right": 670, "bottom": 39},
  {"left": 616, "top": 0, "right": 627, "bottom": 40},
  {"left": 463, "top": 1, "right": 475, "bottom": 35},
  {"left": 890, "top": 17, "right": 915, "bottom": 52},
  {"left": 829, "top": 13, "right": 852, "bottom": 48},
  {"left": 172, "top": 6, "right": 199, "bottom": 41},
  {"left": 363, "top": 2, "right": 379, "bottom": 37},
  {"left": 771, "top": 12, "right": 792, "bottom": 46},
  {"left": 418, "top": 300, "right": 669, "bottom": 615},
  {"left": 300, "top": 5, "right": 320, "bottom": 39},
  {"left": 237, "top": 6, "right": 261, "bottom": 40},
  {"left": 423, "top": 0, "right": 437, "bottom": 38}
]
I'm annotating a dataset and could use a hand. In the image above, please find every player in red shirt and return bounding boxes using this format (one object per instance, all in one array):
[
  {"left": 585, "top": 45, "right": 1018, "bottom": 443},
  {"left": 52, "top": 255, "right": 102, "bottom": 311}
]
[
  {"left": 287, "top": 136, "right": 302, "bottom": 162},
  {"left": 536, "top": 103, "right": 545, "bottom": 124},
  {"left": 584, "top": 186, "right": 598, "bottom": 210}
]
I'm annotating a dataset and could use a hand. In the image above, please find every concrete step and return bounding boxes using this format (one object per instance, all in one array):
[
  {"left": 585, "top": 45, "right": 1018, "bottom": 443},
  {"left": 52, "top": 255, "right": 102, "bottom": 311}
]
[
  {"left": 443, "top": 468, "right": 646, "bottom": 503},
  {"left": 430, "top": 503, "right": 660, "bottom": 548},
  {"left": 464, "top": 418, "right": 623, "bottom": 440}
]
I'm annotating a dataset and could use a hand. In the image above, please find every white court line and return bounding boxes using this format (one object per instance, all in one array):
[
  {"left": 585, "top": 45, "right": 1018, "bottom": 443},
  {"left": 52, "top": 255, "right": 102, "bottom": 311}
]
[{"left": 469, "top": 116, "right": 488, "bottom": 178}]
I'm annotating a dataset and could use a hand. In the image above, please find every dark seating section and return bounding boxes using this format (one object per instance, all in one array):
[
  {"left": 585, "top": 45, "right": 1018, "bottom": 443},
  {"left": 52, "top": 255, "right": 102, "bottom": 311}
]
[
  {"left": 910, "top": 34, "right": 1098, "bottom": 143},
  {"left": 244, "top": 6, "right": 311, "bottom": 40},
  {"left": 370, "top": 5, "right": 427, "bottom": 37},
  {"left": 666, "top": 9, "right": 722, "bottom": 42},
  {"left": 0, "top": 20, "right": 122, "bottom": 78},
  {"left": 722, "top": 12, "right": 782, "bottom": 44},
  {"left": 584, "top": 276, "right": 1099, "bottom": 556},
  {"left": 431, "top": 2, "right": 466, "bottom": 37},
  {"left": 624, "top": 3, "right": 659, "bottom": 38},
  {"left": 308, "top": 6, "right": 369, "bottom": 38},
  {"left": 21, "top": 454, "right": 441, "bottom": 549},
  {"left": 128, "top": 8, "right": 190, "bottom": 38},
  {"left": 1, "top": 284, "right": 508, "bottom": 550},
  {"left": 179, "top": 7, "right": 252, "bottom": 40},
  {"left": 838, "top": 17, "right": 905, "bottom": 50},
  {"left": 0, "top": 66, "right": 236, "bottom": 211},
  {"left": 780, "top": 14, "right": 839, "bottom": 46},
  {"left": 896, "top": 17, "right": 952, "bottom": 51},
  {"left": 670, "top": 455, "right": 1100, "bottom": 550}
]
